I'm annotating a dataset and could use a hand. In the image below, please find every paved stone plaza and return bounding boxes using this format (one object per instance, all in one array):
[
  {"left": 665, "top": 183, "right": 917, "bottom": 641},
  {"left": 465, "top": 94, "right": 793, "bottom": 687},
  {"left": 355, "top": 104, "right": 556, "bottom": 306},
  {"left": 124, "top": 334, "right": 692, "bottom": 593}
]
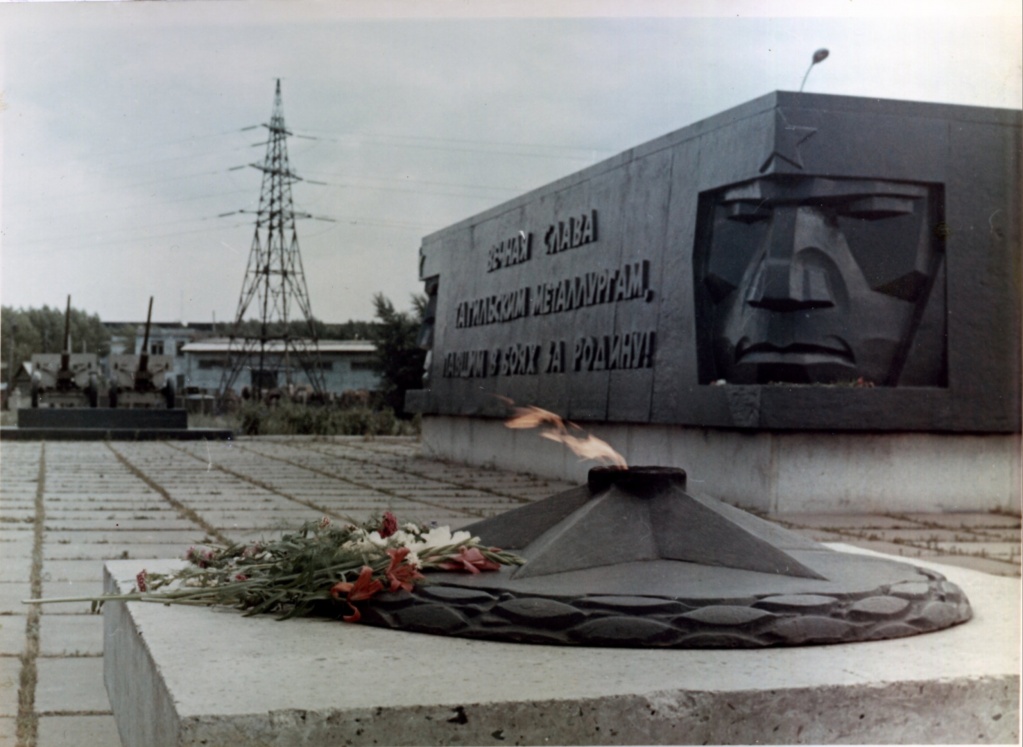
[{"left": 0, "top": 436, "right": 1019, "bottom": 746}]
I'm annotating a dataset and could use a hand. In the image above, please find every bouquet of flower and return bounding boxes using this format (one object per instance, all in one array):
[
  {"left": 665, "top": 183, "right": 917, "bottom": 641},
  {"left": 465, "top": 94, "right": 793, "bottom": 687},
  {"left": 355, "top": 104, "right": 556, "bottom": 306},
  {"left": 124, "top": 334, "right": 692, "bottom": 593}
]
[{"left": 26, "top": 513, "right": 524, "bottom": 623}]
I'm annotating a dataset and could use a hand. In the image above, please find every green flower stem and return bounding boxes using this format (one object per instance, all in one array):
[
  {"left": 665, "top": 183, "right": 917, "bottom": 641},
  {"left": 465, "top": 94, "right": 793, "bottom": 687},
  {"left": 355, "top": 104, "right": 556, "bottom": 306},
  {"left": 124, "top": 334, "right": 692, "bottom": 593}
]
[{"left": 21, "top": 516, "right": 525, "bottom": 619}]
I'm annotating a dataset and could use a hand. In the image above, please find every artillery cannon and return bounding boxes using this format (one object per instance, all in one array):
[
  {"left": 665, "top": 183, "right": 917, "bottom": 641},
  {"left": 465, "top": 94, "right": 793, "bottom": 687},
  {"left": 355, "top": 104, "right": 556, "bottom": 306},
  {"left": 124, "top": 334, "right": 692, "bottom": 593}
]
[
  {"left": 29, "top": 296, "right": 100, "bottom": 408},
  {"left": 108, "top": 297, "right": 176, "bottom": 409}
]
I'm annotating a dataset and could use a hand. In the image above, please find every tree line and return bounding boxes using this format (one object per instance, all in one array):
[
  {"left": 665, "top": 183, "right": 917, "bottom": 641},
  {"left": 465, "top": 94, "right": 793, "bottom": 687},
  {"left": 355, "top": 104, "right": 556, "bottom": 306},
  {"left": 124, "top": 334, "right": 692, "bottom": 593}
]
[
  {"left": 225, "top": 318, "right": 379, "bottom": 341},
  {"left": 1, "top": 305, "right": 112, "bottom": 374}
]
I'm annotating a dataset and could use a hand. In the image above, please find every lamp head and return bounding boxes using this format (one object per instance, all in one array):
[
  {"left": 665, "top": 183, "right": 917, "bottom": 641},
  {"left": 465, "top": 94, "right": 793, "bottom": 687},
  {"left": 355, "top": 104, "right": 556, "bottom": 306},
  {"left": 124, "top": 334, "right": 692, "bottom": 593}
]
[{"left": 799, "top": 49, "right": 831, "bottom": 92}]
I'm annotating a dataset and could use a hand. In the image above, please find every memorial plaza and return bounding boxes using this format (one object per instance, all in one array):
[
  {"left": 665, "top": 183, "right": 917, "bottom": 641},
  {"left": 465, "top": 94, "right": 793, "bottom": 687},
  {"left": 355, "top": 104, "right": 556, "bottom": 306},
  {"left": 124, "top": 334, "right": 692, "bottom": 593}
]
[{"left": 0, "top": 435, "right": 1018, "bottom": 745}]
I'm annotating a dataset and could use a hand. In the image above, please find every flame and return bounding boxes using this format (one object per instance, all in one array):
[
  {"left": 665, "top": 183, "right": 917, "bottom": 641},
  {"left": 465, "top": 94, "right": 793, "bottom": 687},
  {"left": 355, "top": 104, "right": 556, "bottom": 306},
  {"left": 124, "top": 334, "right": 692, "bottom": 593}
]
[
  {"left": 502, "top": 401, "right": 627, "bottom": 469},
  {"left": 504, "top": 404, "right": 564, "bottom": 430}
]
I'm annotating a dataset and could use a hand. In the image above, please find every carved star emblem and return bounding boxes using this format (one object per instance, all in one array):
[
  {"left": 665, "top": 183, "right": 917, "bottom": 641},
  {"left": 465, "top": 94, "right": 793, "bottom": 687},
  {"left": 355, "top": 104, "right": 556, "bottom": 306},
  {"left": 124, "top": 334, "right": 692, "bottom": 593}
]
[{"left": 759, "top": 109, "right": 818, "bottom": 173}]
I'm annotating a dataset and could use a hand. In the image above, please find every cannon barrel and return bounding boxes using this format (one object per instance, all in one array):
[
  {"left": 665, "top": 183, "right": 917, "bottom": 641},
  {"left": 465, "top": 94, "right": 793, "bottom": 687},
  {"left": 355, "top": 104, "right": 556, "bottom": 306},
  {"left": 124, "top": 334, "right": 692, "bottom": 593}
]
[
  {"left": 55, "top": 295, "right": 74, "bottom": 390},
  {"left": 60, "top": 295, "right": 71, "bottom": 369},
  {"left": 108, "top": 296, "right": 167, "bottom": 406},
  {"left": 138, "top": 296, "right": 153, "bottom": 375}
]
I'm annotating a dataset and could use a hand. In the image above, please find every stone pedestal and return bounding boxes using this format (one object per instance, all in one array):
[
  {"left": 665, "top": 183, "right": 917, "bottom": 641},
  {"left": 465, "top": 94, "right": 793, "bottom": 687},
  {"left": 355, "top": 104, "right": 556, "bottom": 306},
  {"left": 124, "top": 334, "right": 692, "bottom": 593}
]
[
  {"left": 3, "top": 408, "right": 231, "bottom": 441},
  {"left": 103, "top": 552, "right": 1018, "bottom": 746},
  {"left": 421, "top": 416, "right": 1021, "bottom": 514},
  {"left": 18, "top": 407, "right": 187, "bottom": 430}
]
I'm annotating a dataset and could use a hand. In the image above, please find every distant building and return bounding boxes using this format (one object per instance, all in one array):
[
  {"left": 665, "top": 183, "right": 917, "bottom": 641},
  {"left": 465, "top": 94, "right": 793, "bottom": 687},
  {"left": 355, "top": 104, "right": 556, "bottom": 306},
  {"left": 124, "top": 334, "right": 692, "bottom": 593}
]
[
  {"left": 100, "top": 322, "right": 381, "bottom": 401},
  {"left": 180, "top": 338, "right": 380, "bottom": 397}
]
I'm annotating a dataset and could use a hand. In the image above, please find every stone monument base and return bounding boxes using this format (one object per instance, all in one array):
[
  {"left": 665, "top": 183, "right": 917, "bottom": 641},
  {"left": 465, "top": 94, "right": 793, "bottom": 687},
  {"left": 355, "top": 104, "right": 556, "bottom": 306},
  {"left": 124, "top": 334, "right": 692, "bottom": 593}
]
[
  {"left": 421, "top": 416, "right": 1021, "bottom": 514},
  {"left": 2, "top": 408, "right": 232, "bottom": 441},
  {"left": 18, "top": 407, "right": 188, "bottom": 430},
  {"left": 103, "top": 553, "right": 1018, "bottom": 746},
  {"left": 0, "top": 426, "right": 233, "bottom": 441}
]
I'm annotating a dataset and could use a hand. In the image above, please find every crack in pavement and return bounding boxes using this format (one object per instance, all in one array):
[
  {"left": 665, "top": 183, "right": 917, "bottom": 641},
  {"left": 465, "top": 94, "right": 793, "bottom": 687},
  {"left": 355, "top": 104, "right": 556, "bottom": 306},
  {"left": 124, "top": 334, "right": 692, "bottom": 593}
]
[
  {"left": 104, "top": 442, "right": 227, "bottom": 545},
  {"left": 16, "top": 442, "right": 45, "bottom": 747}
]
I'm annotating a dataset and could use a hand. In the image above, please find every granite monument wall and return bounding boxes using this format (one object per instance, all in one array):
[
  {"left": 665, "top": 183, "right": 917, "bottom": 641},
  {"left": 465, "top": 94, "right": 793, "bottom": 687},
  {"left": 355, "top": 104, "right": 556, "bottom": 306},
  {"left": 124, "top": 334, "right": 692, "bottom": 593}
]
[{"left": 410, "top": 92, "right": 1021, "bottom": 436}]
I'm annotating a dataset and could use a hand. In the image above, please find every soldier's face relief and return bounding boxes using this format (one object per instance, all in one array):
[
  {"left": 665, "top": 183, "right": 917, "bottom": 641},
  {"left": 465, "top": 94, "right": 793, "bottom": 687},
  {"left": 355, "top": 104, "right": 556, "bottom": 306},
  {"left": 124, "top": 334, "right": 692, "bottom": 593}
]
[{"left": 700, "top": 177, "right": 939, "bottom": 385}]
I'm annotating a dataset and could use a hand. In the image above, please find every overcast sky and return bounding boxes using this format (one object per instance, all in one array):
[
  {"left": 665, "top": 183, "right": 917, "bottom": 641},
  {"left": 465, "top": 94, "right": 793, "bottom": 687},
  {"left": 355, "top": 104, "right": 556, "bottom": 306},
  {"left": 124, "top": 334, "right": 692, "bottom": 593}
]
[{"left": 1, "top": 0, "right": 1020, "bottom": 327}]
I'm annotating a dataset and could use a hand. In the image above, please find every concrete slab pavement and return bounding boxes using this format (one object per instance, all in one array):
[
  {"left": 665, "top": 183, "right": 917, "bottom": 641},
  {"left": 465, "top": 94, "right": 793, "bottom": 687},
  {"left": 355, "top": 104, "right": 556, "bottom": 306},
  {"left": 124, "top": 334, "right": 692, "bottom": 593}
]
[{"left": 1, "top": 436, "right": 1019, "bottom": 746}]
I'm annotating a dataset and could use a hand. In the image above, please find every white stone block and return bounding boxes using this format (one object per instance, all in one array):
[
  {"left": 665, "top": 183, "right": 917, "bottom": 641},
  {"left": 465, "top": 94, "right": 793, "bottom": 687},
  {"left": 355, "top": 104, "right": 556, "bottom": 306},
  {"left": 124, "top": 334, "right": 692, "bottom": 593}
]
[{"left": 104, "top": 551, "right": 1019, "bottom": 746}]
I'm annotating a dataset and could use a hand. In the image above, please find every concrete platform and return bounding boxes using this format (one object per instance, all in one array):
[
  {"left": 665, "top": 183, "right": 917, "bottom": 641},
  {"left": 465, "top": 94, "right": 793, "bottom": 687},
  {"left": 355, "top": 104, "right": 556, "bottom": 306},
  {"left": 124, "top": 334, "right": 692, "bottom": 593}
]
[
  {"left": 0, "top": 426, "right": 233, "bottom": 441},
  {"left": 3, "top": 407, "right": 234, "bottom": 441},
  {"left": 18, "top": 407, "right": 188, "bottom": 429},
  {"left": 102, "top": 549, "right": 1019, "bottom": 746},
  {"left": 3, "top": 437, "right": 1017, "bottom": 745}
]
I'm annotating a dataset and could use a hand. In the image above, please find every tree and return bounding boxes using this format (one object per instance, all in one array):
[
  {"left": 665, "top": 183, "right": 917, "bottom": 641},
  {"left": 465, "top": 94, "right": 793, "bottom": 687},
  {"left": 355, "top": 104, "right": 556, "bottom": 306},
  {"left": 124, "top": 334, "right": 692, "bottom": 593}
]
[
  {"left": 331, "top": 319, "right": 379, "bottom": 340},
  {"left": 226, "top": 317, "right": 380, "bottom": 341},
  {"left": 371, "top": 293, "right": 426, "bottom": 416},
  {"left": 2, "top": 304, "right": 111, "bottom": 382}
]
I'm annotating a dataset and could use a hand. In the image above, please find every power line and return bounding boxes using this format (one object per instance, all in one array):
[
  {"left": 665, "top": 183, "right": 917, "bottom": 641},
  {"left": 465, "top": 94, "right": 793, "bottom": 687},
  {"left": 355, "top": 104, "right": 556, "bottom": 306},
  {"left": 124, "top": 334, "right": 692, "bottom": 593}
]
[
  {"left": 9, "top": 121, "right": 608, "bottom": 253},
  {"left": 10, "top": 166, "right": 243, "bottom": 206},
  {"left": 7, "top": 222, "right": 251, "bottom": 252},
  {"left": 296, "top": 134, "right": 606, "bottom": 162},
  {"left": 11, "top": 150, "right": 528, "bottom": 211},
  {"left": 7, "top": 200, "right": 438, "bottom": 249},
  {"left": 77, "top": 126, "right": 261, "bottom": 161},
  {"left": 13, "top": 120, "right": 599, "bottom": 209},
  {"left": 296, "top": 127, "right": 615, "bottom": 157},
  {"left": 10, "top": 187, "right": 253, "bottom": 223},
  {"left": 296, "top": 176, "right": 519, "bottom": 201},
  {"left": 301, "top": 170, "right": 523, "bottom": 195}
]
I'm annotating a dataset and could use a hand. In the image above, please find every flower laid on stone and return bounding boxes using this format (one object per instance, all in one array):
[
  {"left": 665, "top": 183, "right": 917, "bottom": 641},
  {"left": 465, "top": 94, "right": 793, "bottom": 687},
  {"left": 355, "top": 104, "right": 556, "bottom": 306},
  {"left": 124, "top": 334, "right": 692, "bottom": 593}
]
[
  {"left": 436, "top": 545, "right": 504, "bottom": 574},
  {"left": 23, "top": 512, "right": 524, "bottom": 623},
  {"left": 330, "top": 566, "right": 385, "bottom": 623}
]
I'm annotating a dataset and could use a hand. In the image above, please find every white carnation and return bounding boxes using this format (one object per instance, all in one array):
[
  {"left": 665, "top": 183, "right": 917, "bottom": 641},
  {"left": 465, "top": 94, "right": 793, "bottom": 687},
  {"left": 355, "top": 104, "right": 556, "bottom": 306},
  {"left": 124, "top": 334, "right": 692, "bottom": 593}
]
[
  {"left": 366, "top": 531, "right": 389, "bottom": 548},
  {"left": 411, "top": 526, "right": 474, "bottom": 551},
  {"left": 390, "top": 530, "right": 414, "bottom": 547}
]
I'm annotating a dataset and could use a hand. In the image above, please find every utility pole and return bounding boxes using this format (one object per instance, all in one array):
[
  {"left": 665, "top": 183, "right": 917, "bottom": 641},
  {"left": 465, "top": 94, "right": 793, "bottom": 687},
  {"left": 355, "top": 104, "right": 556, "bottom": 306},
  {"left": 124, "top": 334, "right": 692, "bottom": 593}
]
[{"left": 217, "top": 79, "right": 327, "bottom": 405}]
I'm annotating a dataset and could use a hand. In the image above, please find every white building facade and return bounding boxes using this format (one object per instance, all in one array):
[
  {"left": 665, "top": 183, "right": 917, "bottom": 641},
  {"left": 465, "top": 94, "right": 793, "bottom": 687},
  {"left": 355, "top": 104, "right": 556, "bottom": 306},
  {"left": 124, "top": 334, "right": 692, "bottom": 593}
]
[{"left": 180, "top": 338, "right": 380, "bottom": 397}]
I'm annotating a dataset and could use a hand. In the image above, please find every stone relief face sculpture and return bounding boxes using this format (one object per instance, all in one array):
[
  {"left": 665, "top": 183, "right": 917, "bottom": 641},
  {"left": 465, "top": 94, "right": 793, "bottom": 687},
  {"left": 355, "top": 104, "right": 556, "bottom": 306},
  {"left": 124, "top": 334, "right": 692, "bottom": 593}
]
[{"left": 696, "top": 175, "right": 945, "bottom": 385}]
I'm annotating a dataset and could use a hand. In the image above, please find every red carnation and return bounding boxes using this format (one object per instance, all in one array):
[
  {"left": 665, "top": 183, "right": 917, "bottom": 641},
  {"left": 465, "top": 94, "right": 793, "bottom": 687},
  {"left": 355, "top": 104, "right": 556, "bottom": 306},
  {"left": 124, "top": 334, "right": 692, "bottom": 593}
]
[{"left": 379, "top": 511, "right": 398, "bottom": 539}]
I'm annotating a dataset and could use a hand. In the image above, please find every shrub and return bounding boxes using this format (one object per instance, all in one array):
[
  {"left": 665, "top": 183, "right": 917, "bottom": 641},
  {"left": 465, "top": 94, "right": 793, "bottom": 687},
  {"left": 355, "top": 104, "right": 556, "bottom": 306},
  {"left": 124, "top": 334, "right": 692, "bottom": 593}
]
[{"left": 232, "top": 401, "right": 419, "bottom": 437}]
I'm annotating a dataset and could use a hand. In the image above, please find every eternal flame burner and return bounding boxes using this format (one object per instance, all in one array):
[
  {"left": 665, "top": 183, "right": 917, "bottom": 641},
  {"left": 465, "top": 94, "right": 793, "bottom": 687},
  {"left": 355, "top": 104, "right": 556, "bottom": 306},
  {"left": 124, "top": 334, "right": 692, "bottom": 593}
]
[{"left": 360, "top": 467, "right": 971, "bottom": 648}]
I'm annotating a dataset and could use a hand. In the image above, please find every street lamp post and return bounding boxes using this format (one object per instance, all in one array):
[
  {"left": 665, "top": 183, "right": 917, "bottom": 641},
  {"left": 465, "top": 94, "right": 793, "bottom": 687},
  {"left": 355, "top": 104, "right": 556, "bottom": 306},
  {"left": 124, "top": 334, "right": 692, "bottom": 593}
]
[{"left": 799, "top": 48, "right": 830, "bottom": 93}]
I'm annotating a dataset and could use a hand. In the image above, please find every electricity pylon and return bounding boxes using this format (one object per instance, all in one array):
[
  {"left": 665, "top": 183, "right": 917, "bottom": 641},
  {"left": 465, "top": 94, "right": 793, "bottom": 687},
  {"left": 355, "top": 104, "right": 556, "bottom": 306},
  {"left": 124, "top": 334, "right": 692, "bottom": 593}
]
[{"left": 217, "top": 79, "right": 328, "bottom": 404}]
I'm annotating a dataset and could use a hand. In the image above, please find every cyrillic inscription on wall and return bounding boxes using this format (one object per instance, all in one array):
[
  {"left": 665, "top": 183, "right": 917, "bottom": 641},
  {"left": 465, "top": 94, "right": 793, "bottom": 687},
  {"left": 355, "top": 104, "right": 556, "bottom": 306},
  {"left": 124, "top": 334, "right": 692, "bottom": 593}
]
[{"left": 443, "top": 208, "right": 656, "bottom": 379}]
